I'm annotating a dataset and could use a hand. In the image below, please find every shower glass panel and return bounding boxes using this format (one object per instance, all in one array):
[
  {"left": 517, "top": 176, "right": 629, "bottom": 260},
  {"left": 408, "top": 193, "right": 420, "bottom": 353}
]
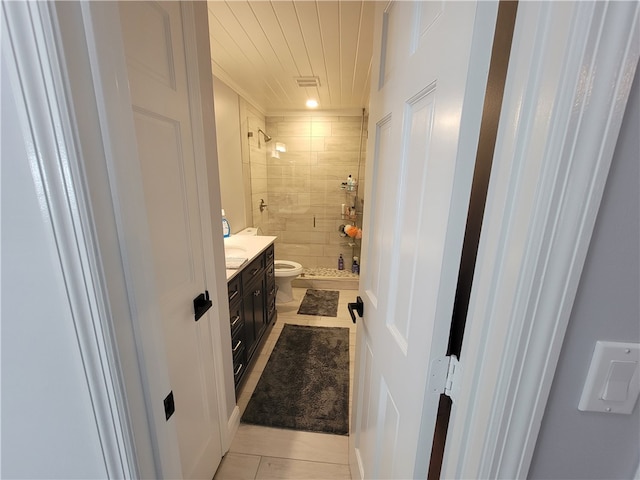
[{"left": 258, "top": 115, "right": 366, "bottom": 275}]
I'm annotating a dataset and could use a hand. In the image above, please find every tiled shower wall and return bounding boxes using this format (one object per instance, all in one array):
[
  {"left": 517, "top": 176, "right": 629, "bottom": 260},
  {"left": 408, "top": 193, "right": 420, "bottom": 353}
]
[
  {"left": 255, "top": 115, "right": 366, "bottom": 269},
  {"left": 241, "top": 99, "right": 269, "bottom": 233}
]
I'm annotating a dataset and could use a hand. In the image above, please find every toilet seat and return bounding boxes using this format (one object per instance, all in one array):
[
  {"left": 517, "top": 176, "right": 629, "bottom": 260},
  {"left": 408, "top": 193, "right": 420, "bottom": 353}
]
[{"left": 274, "top": 260, "right": 303, "bottom": 277}]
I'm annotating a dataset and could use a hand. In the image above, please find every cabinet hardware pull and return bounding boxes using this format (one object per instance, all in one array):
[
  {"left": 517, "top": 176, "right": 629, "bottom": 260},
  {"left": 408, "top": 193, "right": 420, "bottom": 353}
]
[
  {"left": 234, "top": 364, "right": 243, "bottom": 376},
  {"left": 250, "top": 268, "right": 260, "bottom": 276},
  {"left": 253, "top": 290, "right": 261, "bottom": 296},
  {"left": 229, "top": 289, "right": 239, "bottom": 302},
  {"left": 230, "top": 315, "right": 241, "bottom": 328},
  {"left": 232, "top": 340, "right": 242, "bottom": 353}
]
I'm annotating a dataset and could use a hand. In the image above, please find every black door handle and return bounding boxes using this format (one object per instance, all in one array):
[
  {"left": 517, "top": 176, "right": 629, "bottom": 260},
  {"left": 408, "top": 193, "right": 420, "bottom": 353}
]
[
  {"left": 194, "top": 291, "right": 213, "bottom": 321},
  {"left": 348, "top": 296, "right": 364, "bottom": 323}
]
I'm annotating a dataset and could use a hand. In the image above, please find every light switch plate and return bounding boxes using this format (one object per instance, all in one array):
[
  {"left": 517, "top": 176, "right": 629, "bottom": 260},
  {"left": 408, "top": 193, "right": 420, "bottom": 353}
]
[{"left": 578, "top": 341, "right": 640, "bottom": 414}]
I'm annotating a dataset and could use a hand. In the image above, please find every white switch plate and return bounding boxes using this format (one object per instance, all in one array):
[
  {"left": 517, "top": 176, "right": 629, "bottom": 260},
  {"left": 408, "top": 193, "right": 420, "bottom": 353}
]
[{"left": 578, "top": 341, "right": 640, "bottom": 414}]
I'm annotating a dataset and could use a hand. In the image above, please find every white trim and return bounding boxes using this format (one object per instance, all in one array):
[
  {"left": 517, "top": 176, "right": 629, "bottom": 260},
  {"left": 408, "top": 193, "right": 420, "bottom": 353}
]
[
  {"left": 443, "top": 2, "right": 639, "bottom": 479},
  {"left": 211, "top": 66, "right": 268, "bottom": 117},
  {"left": 211, "top": 67, "right": 366, "bottom": 118},
  {"left": 50, "top": 2, "right": 185, "bottom": 477},
  {"left": 266, "top": 108, "right": 366, "bottom": 117},
  {"left": 181, "top": 1, "right": 235, "bottom": 452},
  {"left": 1, "top": 2, "right": 137, "bottom": 477},
  {"left": 227, "top": 406, "right": 241, "bottom": 444}
]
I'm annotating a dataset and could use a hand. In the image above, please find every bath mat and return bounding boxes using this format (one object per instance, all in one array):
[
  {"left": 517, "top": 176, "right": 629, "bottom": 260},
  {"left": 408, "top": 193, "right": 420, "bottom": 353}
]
[
  {"left": 297, "top": 289, "right": 340, "bottom": 317},
  {"left": 241, "top": 324, "right": 349, "bottom": 435}
]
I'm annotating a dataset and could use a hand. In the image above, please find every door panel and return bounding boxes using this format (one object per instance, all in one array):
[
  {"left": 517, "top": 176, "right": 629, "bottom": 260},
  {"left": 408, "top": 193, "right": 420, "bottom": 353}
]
[
  {"left": 351, "top": 1, "right": 496, "bottom": 478},
  {"left": 364, "top": 116, "right": 393, "bottom": 306},
  {"left": 378, "top": 378, "right": 400, "bottom": 478},
  {"left": 120, "top": 2, "right": 176, "bottom": 89},
  {"left": 120, "top": 2, "right": 222, "bottom": 478},
  {"left": 387, "top": 86, "right": 436, "bottom": 347},
  {"left": 133, "top": 109, "right": 195, "bottom": 294}
]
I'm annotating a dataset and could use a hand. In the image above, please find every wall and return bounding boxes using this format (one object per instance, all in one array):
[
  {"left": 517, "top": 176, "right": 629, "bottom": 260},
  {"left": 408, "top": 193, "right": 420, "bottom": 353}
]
[
  {"left": 528, "top": 69, "right": 640, "bottom": 479},
  {"left": 242, "top": 100, "right": 269, "bottom": 233},
  {"left": 212, "top": 76, "right": 246, "bottom": 233},
  {"left": 263, "top": 115, "right": 366, "bottom": 268},
  {"left": 1, "top": 55, "right": 108, "bottom": 479}
]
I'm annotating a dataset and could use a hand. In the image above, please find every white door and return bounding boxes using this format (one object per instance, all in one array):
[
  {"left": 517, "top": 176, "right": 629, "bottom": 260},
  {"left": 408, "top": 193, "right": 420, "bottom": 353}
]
[
  {"left": 119, "top": 2, "right": 222, "bottom": 478},
  {"left": 351, "top": 2, "right": 497, "bottom": 478}
]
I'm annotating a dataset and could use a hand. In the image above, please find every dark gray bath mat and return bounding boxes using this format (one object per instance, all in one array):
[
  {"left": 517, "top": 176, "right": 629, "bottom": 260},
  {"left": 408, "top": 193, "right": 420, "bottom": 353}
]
[
  {"left": 297, "top": 289, "right": 340, "bottom": 317},
  {"left": 241, "top": 324, "right": 349, "bottom": 435}
]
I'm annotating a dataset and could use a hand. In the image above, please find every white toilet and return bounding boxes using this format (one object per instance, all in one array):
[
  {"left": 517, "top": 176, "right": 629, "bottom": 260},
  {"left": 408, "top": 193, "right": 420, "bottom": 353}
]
[
  {"left": 235, "top": 227, "right": 302, "bottom": 303},
  {"left": 274, "top": 260, "right": 303, "bottom": 303}
]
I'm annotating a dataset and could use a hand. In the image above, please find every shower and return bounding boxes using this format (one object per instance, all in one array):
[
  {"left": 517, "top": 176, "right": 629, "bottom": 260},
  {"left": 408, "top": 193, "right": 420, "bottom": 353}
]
[
  {"left": 258, "top": 128, "right": 272, "bottom": 143},
  {"left": 248, "top": 128, "right": 273, "bottom": 148},
  {"left": 250, "top": 111, "right": 366, "bottom": 289}
]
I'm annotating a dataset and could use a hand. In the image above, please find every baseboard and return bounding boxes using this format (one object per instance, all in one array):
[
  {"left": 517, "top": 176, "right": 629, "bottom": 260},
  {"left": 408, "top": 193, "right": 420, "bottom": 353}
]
[
  {"left": 293, "top": 277, "right": 359, "bottom": 290},
  {"left": 224, "top": 405, "right": 240, "bottom": 452}
]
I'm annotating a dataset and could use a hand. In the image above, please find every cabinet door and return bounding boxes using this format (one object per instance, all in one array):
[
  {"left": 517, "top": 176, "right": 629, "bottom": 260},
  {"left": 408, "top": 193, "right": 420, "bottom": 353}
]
[
  {"left": 243, "top": 274, "right": 266, "bottom": 360},
  {"left": 253, "top": 276, "right": 267, "bottom": 341},
  {"left": 241, "top": 288, "right": 256, "bottom": 358}
]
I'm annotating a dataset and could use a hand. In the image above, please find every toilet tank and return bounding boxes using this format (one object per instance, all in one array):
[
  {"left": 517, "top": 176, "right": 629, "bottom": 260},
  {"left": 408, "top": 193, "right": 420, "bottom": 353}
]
[{"left": 236, "top": 227, "right": 259, "bottom": 236}]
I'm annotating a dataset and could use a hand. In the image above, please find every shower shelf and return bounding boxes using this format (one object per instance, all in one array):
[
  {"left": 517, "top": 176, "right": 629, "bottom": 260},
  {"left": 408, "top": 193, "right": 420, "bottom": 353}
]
[{"left": 341, "top": 241, "right": 360, "bottom": 248}]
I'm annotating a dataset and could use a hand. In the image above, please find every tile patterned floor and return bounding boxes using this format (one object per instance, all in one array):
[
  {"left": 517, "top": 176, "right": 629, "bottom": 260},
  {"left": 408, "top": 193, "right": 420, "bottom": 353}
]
[{"left": 214, "top": 287, "right": 357, "bottom": 480}]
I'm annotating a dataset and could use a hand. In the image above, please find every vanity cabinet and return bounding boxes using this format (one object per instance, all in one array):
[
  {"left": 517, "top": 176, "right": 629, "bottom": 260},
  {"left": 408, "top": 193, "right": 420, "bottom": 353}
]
[
  {"left": 265, "top": 246, "right": 276, "bottom": 325},
  {"left": 227, "top": 243, "right": 276, "bottom": 392}
]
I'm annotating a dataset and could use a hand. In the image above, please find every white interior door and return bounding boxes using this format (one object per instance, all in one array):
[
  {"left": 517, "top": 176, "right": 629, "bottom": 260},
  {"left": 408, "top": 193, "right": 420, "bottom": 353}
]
[
  {"left": 351, "top": 2, "right": 496, "bottom": 478},
  {"left": 119, "top": 2, "right": 222, "bottom": 478}
]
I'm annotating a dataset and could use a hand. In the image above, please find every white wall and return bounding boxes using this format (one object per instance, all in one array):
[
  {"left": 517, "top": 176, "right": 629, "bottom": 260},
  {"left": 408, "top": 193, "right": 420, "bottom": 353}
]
[
  {"left": 528, "top": 69, "right": 640, "bottom": 479},
  {"left": 1, "top": 55, "right": 108, "bottom": 479},
  {"left": 212, "top": 76, "right": 246, "bottom": 234}
]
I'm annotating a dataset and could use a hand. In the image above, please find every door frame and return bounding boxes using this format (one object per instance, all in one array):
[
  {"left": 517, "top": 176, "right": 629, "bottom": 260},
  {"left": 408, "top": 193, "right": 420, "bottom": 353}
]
[
  {"left": 4, "top": 0, "right": 637, "bottom": 478},
  {"left": 3, "top": 1, "right": 234, "bottom": 478},
  {"left": 442, "top": 2, "right": 639, "bottom": 478},
  {"left": 63, "top": 0, "right": 237, "bottom": 475}
]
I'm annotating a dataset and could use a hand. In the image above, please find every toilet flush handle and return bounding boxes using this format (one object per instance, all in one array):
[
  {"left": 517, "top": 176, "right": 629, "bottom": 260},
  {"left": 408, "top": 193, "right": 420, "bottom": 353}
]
[{"left": 259, "top": 199, "right": 268, "bottom": 212}]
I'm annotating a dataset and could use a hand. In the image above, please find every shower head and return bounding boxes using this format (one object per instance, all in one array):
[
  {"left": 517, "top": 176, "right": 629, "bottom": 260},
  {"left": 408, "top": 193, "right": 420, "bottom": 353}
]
[{"left": 258, "top": 128, "right": 272, "bottom": 143}]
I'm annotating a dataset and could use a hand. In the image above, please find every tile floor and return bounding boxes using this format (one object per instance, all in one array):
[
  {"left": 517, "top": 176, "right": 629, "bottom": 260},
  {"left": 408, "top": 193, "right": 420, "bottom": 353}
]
[{"left": 214, "top": 287, "right": 357, "bottom": 480}]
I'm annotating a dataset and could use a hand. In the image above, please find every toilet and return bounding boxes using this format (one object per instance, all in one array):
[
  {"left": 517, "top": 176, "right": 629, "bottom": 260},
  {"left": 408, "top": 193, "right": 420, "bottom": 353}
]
[
  {"left": 274, "top": 260, "right": 303, "bottom": 303},
  {"left": 235, "top": 227, "right": 302, "bottom": 303}
]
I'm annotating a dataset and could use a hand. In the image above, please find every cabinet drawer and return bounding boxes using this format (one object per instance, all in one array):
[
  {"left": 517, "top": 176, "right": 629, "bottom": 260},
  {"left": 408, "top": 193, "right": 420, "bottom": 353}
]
[
  {"left": 230, "top": 312, "right": 243, "bottom": 339},
  {"left": 242, "top": 255, "right": 264, "bottom": 285},
  {"left": 265, "top": 244, "right": 274, "bottom": 264},
  {"left": 231, "top": 337, "right": 244, "bottom": 361},
  {"left": 233, "top": 361, "right": 245, "bottom": 386},
  {"left": 267, "top": 297, "right": 276, "bottom": 322},
  {"left": 227, "top": 276, "right": 241, "bottom": 304},
  {"left": 267, "top": 281, "right": 276, "bottom": 302},
  {"left": 266, "top": 263, "right": 275, "bottom": 284}
]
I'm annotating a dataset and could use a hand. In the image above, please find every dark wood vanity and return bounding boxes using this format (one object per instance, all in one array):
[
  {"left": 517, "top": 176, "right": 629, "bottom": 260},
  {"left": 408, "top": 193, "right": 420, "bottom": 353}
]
[{"left": 226, "top": 243, "right": 276, "bottom": 392}]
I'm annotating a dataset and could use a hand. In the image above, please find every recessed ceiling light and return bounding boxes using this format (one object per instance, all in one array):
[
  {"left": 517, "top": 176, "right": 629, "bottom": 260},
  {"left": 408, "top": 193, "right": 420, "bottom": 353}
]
[{"left": 306, "top": 99, "right": 319, "bottom": 108}]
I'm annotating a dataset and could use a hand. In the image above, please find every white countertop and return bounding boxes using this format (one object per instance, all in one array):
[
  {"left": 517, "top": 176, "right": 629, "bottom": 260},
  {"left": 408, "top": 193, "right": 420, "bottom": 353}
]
[{"left": 224, "top": 234, "right": 277, "bottom": 281}]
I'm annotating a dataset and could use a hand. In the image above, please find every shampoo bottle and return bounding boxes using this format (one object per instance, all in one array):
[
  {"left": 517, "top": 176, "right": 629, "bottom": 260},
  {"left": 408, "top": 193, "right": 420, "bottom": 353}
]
[
  {"left": 221, "top": 209, "right": 230, "bottom": 238},
  {"left": 352, "top": 256, "right": 359, "bottom": 274},
  {"left": 338, "top": 254, "right": 344, "bottom": 270}
]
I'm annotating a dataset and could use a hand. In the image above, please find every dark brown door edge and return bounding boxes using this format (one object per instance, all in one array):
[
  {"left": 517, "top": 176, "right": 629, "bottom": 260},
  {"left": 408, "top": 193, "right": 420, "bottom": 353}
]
[{"left": 428, "top": 2, "right": 519, "bottom": 478}]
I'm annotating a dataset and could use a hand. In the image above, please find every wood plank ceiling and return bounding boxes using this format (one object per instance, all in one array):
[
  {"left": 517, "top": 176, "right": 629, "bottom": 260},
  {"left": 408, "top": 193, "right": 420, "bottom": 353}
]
[{"left": 207, "top": 1, "right": 375, "bottom": 115}]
